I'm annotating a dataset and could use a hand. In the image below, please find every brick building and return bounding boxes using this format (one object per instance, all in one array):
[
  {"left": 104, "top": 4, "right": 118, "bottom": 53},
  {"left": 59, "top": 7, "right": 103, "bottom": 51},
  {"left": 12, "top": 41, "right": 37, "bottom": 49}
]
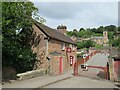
[
  {"left": 108, "top": 47, "right": 120, "bottom": 81},
  {"left": 30, "top": 22, "right": 76, "bottom": 75},
  {"left": 91, "top": 31, "right": 109, "bottom": 45}
]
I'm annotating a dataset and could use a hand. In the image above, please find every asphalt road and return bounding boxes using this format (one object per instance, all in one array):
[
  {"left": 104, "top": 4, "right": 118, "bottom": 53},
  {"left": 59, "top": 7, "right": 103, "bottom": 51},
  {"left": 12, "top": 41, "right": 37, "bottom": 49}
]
[
  {"left": 86, "top": 53, "right": 108, "bottom": 66},
  {"left": 43, "top": 76, "right": 115, "bottom": 88},
  {"left": 79, "top": 53, "right": 109, "bottom": 79}
]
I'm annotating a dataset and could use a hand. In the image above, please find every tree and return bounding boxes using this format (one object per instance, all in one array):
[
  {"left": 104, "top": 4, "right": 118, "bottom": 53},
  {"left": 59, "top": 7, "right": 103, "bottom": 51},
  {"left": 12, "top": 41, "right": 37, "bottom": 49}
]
[
  {"left": 112, "top": 37, "right": 120, "bottom": 47},
  {"left": 67, "top": 31, "right": 73, "bottom": 37},
  {"left": 105, "top": 25, "right": 116, "bottom": 31},
  {"left": 2, "top": 2, "right": 43, "bottom": 73},
  {"left": 105, "top": 25, "right": 117, "bottom": 35},
  {"left": 85, "top": 40, "right": 95, "bottom": 48},
  {"left": 77, "top": 40, "right": 95, "bottom": 49},
  {"left": 118, "top": 27, "right": 120, "bottom": 31},
  {"left": 108, "top": 32, "right": 114, "bottom": 39},
  {"left": 77, "top": 42, "right": 84, "bottom": 49},
  {"left": 97, "top": 26, "right": 104, "bottom": 33},
  {"left": 73, "top": 29, "right": 78, "bottom": 37},
  {"left": 79, "top": 28, "right": 85, "bottom": 32}
]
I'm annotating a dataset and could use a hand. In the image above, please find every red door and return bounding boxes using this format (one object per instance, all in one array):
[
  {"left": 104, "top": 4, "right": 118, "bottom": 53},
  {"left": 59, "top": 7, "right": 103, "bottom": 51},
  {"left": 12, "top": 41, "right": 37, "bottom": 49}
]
[{"left": 60, "top": 57, "right": 63, "bottom": 74}]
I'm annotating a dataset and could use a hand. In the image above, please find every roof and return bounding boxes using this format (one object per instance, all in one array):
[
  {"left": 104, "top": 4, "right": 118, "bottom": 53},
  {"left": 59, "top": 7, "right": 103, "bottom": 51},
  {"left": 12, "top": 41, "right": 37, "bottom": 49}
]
[
  {"left": 112, "top": 57, "right": 120, "bottom": 61},
  {"left": 91, "top": 36, "right": 103, "bottom": 39},
  {"left": 34, "top": 22, "right": 76, "bottom": 45}
]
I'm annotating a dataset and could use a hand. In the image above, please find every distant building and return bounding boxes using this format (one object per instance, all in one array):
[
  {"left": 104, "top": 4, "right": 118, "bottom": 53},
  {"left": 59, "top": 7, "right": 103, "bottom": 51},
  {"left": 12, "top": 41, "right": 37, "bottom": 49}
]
[
  {"left": 91, "top": 36, "right": 104, "bottom": 45},
  {"left": 91, "top": 31, "right": 109, "bottom": 45},
  {"left": 76, "top": 31, "right": 109, "bottom": 45}
]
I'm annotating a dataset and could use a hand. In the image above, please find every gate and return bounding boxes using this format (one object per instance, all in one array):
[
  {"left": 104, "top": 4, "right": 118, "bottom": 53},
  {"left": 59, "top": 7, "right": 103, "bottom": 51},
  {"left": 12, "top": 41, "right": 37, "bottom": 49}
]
[
  {"left": 74, "top": 61, "right": 110, "bottom": 80},
  {"left": 74, "top": 50, "right": 110, "bottom": 80}
]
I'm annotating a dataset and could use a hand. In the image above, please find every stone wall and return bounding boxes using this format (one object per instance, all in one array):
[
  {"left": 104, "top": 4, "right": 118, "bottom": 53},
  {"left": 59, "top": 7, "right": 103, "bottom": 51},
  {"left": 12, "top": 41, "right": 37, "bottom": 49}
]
[{"left": 31, "top": 25, "right": 49, "bottom": 70}]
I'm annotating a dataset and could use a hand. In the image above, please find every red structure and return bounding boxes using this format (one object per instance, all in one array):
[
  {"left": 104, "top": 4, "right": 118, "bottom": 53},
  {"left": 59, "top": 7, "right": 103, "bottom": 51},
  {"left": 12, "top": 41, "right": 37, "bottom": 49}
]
[
  {"left": 74, "top": 62, "right": 78, "bottom": 76},
  {"left": 113, "top": 57, "right": 120, "bottom": 81},
  {"left": 86, "top": 65, "right": 108, "bottom": 80},
  {"left": 66, "top": 47, "right": 72, "bottom": 53},
  {"left": 74, "top": 50, "right": 110, "bottom": 80},
  {"left": 74, "top": 51, "right": 98, "bottom": 76}
]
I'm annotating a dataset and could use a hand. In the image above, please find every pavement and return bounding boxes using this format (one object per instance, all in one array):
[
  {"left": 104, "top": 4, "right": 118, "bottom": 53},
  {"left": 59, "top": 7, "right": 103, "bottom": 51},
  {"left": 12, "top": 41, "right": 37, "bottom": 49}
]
[
  {"left": 2, "top": 69, "right": 117, "bottom": 89},
  {"left": 43, "top": 76, "right": 117, "bottom": 88},
  {"left": 2, "top": 69, "right": 73, "bottom": 89}
]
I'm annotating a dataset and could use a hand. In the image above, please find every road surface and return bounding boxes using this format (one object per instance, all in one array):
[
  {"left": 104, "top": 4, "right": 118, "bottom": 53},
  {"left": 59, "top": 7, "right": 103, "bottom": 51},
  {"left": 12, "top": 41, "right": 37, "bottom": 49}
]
[
  {"left": 79, "top": 53, "right": 109, "bottom": 79},
  {"left": 43, "top": 76, "right": 115, "bottom": 88}
]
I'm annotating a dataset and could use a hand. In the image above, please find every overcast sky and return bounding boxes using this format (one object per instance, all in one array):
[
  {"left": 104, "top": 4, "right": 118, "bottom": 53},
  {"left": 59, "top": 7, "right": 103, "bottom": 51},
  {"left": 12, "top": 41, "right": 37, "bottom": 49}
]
[{"left": 33, "top": 1, "right": 118, "bottom": 31}]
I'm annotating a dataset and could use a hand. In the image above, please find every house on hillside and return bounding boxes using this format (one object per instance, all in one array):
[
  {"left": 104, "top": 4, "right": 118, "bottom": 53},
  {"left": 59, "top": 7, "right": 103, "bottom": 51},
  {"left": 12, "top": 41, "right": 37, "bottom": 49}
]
[
  {"left": 30, "top": 22, "right": 77, "bottom": 75},
  {"left": 91, "top": 31, "right": 109, "bottom": 45},
  {"left": 76, "top": 31, "right": 108, "bottom": 46}
]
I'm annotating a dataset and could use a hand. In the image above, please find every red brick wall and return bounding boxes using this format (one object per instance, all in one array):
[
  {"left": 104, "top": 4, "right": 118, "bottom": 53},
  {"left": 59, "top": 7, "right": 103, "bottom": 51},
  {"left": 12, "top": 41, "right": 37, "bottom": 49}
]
[
  {"left": 114, "top": 60, "right": 120, "bottom": 81},
  {"left": 48, "top": 39, "right": 77, "bottom": 75},
  {"left": 31, "top": 25, "right": 77, "bottom": 75}
]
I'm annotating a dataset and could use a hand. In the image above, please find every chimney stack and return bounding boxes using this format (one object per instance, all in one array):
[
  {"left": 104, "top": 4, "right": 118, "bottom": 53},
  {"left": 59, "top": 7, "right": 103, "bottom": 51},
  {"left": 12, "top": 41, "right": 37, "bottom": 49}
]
[{"left": 57, "top": 25, "right": 67, "bottom": 35}]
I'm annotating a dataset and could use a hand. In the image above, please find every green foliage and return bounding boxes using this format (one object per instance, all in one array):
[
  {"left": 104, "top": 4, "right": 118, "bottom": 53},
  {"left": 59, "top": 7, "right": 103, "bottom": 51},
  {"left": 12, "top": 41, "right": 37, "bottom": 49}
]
[
  {"left": 77, "top": 42, "right": 84, "bottom": 49},
  {"left": 77, "top": 40, "right": 95, "bottom": 49},
  {"left": 108, "top": 32, "right": 114, "bottom": 39},
  {"left": 105, "top": 25, "right": 117, "bottom": 35},
  {"left": 2, "top": 2, "right": 42, "bottom": 73},
  {"left": 67, "top": 29, "right": 95, "bottom": 38},
  {"left": 95, "top": 44, "right": 103, "bottom": 49},
  {"left": 112, "top": 37, "right": 120, "bottom": 47},
  {"left": 85, "top": 40, "right": 95, "bottom": 48},
  {"left": 67, "top": 31, "right": 74, "bottom": 37},
  {"left": 105, "top": 25, "right": 116, "bottom": 31},
  {"left": 94, "top": 33, "right": 102, "bottom": 36},
  {"left": 77, "top": 52, "right": 84, "bottom": 59},
  {"left": 79, "top": 28, "right": 85, "bottom": 32},
  {"left": 72, "top": 29, "right": 78, "bottom": 37},
  {"left": 118, "top": 27, "right": 120, "bottom": 31},
  {"left": 67, "top": 24, "right": 119, "bottom": 48}
]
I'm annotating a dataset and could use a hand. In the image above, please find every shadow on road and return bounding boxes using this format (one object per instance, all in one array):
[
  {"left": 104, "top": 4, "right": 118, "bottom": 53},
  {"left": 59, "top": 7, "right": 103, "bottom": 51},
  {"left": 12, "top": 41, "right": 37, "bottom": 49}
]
[{"left": 97, "top": 71, "right": 106, "bottom": 79}]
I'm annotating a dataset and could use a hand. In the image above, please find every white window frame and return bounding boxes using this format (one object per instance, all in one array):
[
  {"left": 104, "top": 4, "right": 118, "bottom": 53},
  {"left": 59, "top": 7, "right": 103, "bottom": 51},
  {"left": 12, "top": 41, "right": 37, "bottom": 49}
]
[
  {"left": 61, "top": 43, "right": 65, "bottom": 51},
  {"left": 72, "top": 45, "right": 75, "bottom": 51},
  {"left": 69, "top": 44, "right": 72, "bottom": 48}
]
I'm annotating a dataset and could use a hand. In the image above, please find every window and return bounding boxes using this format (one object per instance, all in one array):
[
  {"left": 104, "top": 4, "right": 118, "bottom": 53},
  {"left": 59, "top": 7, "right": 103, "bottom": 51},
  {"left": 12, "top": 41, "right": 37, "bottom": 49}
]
[
  {"left": 69, "top": 44, "right": 72, "bottom": 48},
  {"left": 72, "top": 45, "right": 75, "bottom": 51},
  {"left": 61, "top": 43, "right": 65, "bottom": 51}
]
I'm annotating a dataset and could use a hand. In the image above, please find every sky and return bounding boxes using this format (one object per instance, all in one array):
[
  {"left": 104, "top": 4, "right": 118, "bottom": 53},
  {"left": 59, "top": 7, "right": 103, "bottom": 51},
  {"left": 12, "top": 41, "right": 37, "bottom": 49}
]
[{"left": 33, "top": 1, "right": 118, "bottom": 31}]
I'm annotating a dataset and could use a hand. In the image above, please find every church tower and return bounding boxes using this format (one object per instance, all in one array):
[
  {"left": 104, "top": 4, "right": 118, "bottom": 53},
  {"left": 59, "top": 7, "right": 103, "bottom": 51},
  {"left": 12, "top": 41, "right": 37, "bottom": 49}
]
[{"left": 103, "top": 31, "right": 108, "bottom": 44}]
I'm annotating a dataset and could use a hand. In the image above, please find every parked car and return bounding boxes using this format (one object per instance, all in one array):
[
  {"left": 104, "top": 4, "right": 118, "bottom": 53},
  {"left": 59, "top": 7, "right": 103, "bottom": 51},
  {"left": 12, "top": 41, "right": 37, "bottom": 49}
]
[{"left": 81, "top": 64, "right": 88, "bottom": 71}]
